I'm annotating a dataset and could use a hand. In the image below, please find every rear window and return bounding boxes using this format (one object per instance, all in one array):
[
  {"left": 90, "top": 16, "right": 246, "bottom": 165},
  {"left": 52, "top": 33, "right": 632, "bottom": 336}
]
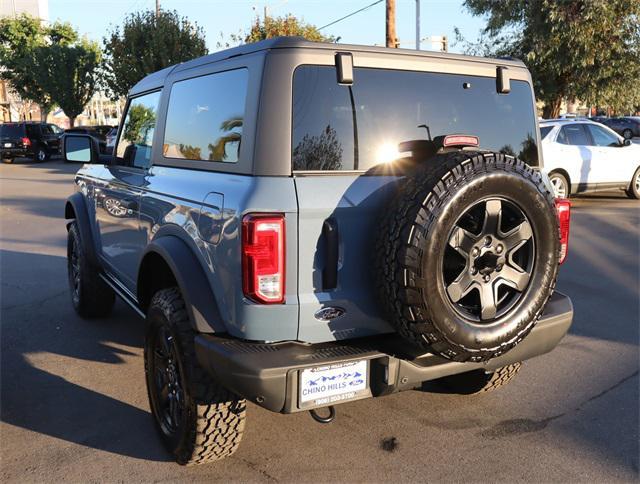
[
  {"left": 292, "top": 66, "right": 539, "bottom": 171},
  {"left": 163, "top": 68, "right": 248, "bottom": 163},
  {"left": 0, "top": 124, "right": 25, "bottom": 138},
  {"left": 540, "top": 126, "right": 553, "bottom": 139}
]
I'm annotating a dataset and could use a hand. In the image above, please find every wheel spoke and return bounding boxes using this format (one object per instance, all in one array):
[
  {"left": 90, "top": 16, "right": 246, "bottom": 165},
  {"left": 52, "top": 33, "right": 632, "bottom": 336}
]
[
  {"left": 482, "top": 199, "right": 502, "bottom": 235},
  {"left": 498, "top": 265, "right": 531, "bottom": 291},
  {"left": 446, "top": 272, "right": 475, "bottom": 303},
  {"left": 502, "top": 220, "right": 533, "bottom": 251},
  {"left": 479, "top": 282, "right": 497, "bottom": 320},
  {"left": 448, "top": 226, "right": 476, "bottom": 256}
]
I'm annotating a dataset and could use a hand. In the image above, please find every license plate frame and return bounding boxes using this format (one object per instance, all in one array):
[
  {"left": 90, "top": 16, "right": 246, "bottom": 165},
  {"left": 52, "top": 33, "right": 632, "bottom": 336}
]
[{"left": 298, "top": 359, "right": 370, "bottom": 409}]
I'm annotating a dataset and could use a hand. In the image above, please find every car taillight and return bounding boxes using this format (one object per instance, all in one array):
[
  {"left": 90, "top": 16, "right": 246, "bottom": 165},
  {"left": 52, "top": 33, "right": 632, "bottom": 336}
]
[
  {"left": 443, "top": 134, "right": 479, "bottom": 147},
  {"left": 242, "top": 214, "right": 285, "bottom": 304},
  {"left": 21, "top": 137, "right": 31, "bottom": 147},
  {"left": 555, "top": 199, "right": 571, "bottom": 264}
]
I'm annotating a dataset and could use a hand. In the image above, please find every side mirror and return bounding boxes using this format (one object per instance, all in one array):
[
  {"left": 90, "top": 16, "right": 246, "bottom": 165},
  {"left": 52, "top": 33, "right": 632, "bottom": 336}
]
[
  {"left": 63, "top": 134, "right": 99, "bottom": 163},
  {"left": 623, "top": 139, "right": 632, "bottom": 147}
]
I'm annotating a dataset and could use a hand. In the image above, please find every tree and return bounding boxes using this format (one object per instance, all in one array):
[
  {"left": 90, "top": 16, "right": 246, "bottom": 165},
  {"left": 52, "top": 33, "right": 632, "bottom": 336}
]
[
  {"left": 33, "top": 38, "right": 101, "bottom": 127},
  {"left": 461, "top": 0, "right": 640, "bottom": 117},
  {"left": 103, "top": 10, "right": 208, "bottom": 98},
  {"left": 0, "top": 14, "right": 76, "bottom": 119},
  {"left": 221, "top": 14, "right": 335, "bottom": 47}
]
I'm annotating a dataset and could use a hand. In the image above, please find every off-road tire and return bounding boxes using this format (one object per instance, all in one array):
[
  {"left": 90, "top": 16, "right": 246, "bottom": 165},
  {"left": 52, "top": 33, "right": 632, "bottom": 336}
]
[
  {"left": 626, "top": 166, "right": 640, "bottom": 199},
  {"left": 145, "top": 288, "right": 246, "bottom": 465},
  {"left": 438, "top": 363, "right": 522, "bottom": 394},
  {"left": 376, "top": 151, "right": 560, "bottom": 362},
  {"left": 67, "top": 221, "right": 115, "bottom": 317}
]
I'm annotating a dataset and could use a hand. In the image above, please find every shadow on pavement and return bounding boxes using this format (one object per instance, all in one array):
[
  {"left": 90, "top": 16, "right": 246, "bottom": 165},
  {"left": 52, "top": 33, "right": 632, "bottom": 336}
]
[{"left": 0, "top": 249, "right": 170, "bottom": 462}]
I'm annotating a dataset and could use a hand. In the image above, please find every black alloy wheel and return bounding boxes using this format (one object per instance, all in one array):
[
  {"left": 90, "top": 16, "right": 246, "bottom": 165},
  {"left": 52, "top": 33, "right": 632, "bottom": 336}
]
[
  {"left": 444, "top": 197, "right": 535, "bottom": 321},
  {"left": 149, "top": 324, "right": 186, "bottom": 437}
]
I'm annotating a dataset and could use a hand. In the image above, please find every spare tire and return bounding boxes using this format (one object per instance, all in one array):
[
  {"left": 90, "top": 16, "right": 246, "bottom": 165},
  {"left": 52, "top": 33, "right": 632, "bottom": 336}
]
[{"left": 377, "top": 151, "right": 559, "bottom": 362}]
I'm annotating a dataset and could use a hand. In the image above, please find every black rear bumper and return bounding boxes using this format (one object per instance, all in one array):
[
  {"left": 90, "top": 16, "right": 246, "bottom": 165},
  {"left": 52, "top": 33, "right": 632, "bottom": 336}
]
[{"left": 195, "top": 292, "right": 573, "bottom": 413}]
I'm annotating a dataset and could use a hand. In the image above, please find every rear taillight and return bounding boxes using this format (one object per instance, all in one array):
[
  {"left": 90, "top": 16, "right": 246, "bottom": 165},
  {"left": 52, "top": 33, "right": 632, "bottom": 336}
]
[
  {"left": 555, "top": 199, "right": 571, "bottom": 264},
  {"left": 443, "top": 134, "right": 479, "bottom": 147},
  {"left": 242, "top": 214, "right": 285, "bottom": 304},
  {"left": 21, "top": 137, "right": 31, "bottom": 147}
]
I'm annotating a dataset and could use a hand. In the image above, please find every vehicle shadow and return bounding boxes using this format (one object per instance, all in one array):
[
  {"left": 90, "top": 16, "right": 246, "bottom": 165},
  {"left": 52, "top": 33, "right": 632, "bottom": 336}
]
[{"left": 0, "top": 249, "right": 171, "bottom": 462}]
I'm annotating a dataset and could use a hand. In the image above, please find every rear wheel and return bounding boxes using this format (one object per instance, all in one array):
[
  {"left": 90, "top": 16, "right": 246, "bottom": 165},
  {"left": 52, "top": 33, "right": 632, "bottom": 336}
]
[
  {"left": 438, "top": 363, "right": 522, "bottom": 394},
  {"left": 145, "top": 287, "right": 246, "bottom": 465},
  {"left": 622, "top": 128, "right": 633, "bottom": 140},
  {"left": 549, "top": 172, "right": 569, "bottom": 198},
  {"left": 67, "top": 222, "right": 115, "bottom": 317},
  {"left": 34, "top": 147, "right": 48, "bottom": 162},
  {"left": 626, "top": 166, "right": 640, "bottom": 199},
  {"left": 2, "top": 158, "right": 13, "bottom": 164}
]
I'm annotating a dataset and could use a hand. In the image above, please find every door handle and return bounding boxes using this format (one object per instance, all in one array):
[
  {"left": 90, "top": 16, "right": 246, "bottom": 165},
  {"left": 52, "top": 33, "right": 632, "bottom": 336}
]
[{"left": 322, "top": 218, "right": 339, "bottom": 290}]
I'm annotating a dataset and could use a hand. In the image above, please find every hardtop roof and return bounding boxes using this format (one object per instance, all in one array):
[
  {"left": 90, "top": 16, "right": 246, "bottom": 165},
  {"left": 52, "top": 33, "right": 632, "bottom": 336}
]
[{"left": 130, "top": 36, "right": 526, "bottom": 95}]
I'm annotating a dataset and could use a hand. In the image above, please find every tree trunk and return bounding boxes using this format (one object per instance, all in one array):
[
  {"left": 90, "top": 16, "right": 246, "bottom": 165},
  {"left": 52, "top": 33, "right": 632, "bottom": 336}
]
[
  {"left": 39, "top": 105, "right": 50, "bottom": 123},
  {"left": 542, "top": 97, "right": 562, "bottom": 119},
  {"left": 69, "top": 116, "right": 76, "bottom": 128},
  {"left": 386, "top": 0, "right": 397, "bottom": 48}
]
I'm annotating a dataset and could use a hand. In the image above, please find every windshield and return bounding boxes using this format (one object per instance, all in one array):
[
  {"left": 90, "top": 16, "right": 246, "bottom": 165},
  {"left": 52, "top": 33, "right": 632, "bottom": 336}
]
[
  {"left": 0, "top": 124, "right": 25, "bottom": 138},
  {"left": 293, "top": 66, "right": 540, "bottom": 171}
]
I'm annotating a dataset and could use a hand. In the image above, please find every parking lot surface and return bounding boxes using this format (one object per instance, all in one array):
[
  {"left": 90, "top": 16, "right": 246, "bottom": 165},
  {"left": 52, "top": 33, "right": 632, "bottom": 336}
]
[{"left": 1, "top": 160, "right": 638, "bottom": 482}]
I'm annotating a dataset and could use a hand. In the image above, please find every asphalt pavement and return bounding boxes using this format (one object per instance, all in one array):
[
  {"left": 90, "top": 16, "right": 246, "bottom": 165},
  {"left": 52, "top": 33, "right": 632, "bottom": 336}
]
[{"left": 1, "top": 159, "right": 638, "bottom": 482}]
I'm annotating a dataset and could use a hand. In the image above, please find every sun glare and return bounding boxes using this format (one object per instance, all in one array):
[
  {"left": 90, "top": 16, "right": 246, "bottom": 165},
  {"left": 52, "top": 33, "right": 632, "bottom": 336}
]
[{"left": 375, "top": 142, "right": 400, "bottom": 164}]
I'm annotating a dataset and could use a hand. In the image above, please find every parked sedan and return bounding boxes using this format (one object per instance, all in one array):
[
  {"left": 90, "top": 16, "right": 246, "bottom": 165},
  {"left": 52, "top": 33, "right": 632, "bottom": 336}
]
[
  {"left": 540, "top": 119, "right": 640, "bottom": 199},
  {"left": 599, "top": 117, "right": 640, "bottom": 140}
]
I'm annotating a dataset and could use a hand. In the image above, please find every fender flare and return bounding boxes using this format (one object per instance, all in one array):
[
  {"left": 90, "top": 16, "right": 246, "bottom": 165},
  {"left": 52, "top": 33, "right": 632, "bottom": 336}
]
[
  {"left": 138, "top": 236, "right": 225, "bottom": 333},
  {"left": 64, "top": 192, "right": 99, "bottom": 267}
]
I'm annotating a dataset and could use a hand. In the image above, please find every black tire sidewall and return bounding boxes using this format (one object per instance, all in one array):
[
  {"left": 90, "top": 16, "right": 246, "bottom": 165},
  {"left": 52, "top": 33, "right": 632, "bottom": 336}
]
[
  {"left": 394, "top": 158, "right": 560, "bottom": 359},
  {"left": 629, "top": 167, "right": 640, "bottom": 199},
  {"left": 623, "top": 129, "right": 633, "bottom": 140}
]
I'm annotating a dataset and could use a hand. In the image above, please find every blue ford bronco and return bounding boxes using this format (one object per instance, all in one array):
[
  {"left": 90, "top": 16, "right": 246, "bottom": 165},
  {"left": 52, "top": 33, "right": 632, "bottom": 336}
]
[{"left": 63, "top": 37, "right": 573, "bottom": 465}]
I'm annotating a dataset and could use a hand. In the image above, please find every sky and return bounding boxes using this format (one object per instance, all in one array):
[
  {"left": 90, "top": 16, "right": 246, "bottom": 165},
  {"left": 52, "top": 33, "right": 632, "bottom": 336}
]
[{"left": 48, "top": 0, "right": 487, "bottom": 54}]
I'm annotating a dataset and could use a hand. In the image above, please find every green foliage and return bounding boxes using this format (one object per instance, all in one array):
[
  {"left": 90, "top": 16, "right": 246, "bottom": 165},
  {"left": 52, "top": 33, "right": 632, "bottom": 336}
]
[
  {"left": 31, "top": 38, "right": 101, "bottom": 126},
  {"left": 221, "top": 14, "right": 335, "bottom": 47},
  {"left": 460, "top": 0, "right": 640, "bottom": 116},
  {"left": 0, "top": 14, "right": 77, "bottom": 114},
  {"left": 103, "top": 9, "right": 208, "bottom": 98},
  {"left": 122, "top": 104, "right": 156, "bottom": 145}
]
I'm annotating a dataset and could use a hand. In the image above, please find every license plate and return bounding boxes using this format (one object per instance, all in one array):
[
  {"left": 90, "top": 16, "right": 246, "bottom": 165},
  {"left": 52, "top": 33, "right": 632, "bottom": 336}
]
[
  {"left": 299, "top": 359, "right": 368, "bottom": 408},
  {"left": 3, "top": 143, "right": 12, "bottom": 148}
]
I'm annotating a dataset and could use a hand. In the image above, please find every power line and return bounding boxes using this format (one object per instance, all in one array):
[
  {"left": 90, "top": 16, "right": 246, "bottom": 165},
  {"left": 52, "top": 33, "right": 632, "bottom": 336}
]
[{"left": 318, "top": 0, "right": 384, "bottom": 30}]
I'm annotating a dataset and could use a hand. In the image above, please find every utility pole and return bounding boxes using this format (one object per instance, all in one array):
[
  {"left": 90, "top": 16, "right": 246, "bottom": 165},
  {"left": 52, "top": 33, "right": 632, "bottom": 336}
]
[
  {"left": 415, "top": 0, "right": 420, "bottom": 50},
  {"left": 264, "top": 5, "right": 268, "bottom": 21},
  {"left": 155, "top": 0, "right": 160, "bottom": 18},
  {"left": 386, "top": 0, "right": 397, "bottom": 48}
]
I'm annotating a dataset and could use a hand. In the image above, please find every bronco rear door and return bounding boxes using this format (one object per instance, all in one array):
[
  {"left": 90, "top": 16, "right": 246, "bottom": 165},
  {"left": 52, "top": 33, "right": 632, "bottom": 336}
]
[{"left": 293, "top": 63, "right": 540, "bottom": 344}]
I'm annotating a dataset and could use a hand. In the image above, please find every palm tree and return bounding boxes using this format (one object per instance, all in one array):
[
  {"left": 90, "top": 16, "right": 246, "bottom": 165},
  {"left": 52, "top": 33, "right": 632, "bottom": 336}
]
[{"left": 208, "top": 117, "right": 242, "bottom": 161}]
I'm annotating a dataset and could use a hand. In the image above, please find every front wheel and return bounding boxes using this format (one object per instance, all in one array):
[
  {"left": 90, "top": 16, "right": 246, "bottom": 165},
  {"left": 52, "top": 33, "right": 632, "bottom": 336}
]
[
  {"left": 549, "top": 172, "right": 570, "bottom": 198},
  {"left": 627, "top": 166, "right": 640, "bottom": 200},
  {"left": 67, "top": 222, "right": 115, "bottom": 317},
  {"left": 145, "top": 287, "right": 246, "bottom": 465},
  {"left": 622, "top": 129, "right": 633, "bottom": 140},
  {"left": 438, "top": 363, "right": 522, "bottom": 394}
]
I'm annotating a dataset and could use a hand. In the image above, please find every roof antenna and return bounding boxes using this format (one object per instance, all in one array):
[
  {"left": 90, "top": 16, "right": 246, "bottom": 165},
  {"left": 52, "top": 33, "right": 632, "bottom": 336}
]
[{"left": 418, "top": 124, "right": 432, "bottom": 141}]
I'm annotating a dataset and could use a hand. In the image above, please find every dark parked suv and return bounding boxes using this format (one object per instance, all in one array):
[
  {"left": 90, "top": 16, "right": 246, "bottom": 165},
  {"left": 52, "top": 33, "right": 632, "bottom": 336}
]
[
  {"left": 63, "top": 37, "right": 573, "bottom": 465},
  {"left": 1, "top": 121, "right": 63, "bottom": 162}
]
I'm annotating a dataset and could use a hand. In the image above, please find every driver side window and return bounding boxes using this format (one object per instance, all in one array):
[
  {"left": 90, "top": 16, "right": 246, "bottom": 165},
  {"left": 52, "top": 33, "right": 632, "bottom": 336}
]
[
  {"left": 115, "top": 91, "right": 161, "bottom": 169},
  {"left": 586, "top": 124, "right": 619, "bottom": 147}
]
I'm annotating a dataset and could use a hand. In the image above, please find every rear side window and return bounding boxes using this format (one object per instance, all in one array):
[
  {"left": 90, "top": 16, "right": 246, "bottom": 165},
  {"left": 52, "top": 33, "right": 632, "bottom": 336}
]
[
  {"left": 540, "top": 126, "right": 553, "bottom": 139},
  {"left": 559, "top": 125, "right": 590, "bottom": 146},
  {"left": 0, "top": 124, "right": 24, "bottom": 138},
  {"left": 163, "top": 68, "right": 248, "bottom": 163},
  {"left": 292, "top": 66, "right": 540, "bottom": 171},
  {"left": 116, "top": 91, "right": 161, "bottom": 169}
]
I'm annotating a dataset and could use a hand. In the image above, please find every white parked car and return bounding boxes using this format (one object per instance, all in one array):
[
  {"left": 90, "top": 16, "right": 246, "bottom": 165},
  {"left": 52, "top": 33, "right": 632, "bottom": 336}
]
[{"left": 540, "top": 119, "right": 640, "bottom": 199}]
